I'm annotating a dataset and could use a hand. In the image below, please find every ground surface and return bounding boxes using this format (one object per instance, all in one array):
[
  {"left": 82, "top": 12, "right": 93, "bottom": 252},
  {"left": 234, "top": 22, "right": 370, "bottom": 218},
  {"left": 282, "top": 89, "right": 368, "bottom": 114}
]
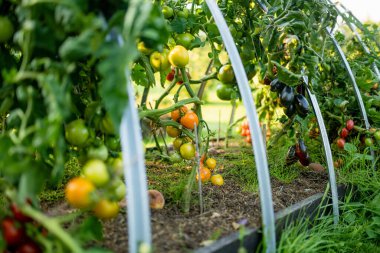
[{"left": 41, "top": 138, "right": 328, "bottom": 252}]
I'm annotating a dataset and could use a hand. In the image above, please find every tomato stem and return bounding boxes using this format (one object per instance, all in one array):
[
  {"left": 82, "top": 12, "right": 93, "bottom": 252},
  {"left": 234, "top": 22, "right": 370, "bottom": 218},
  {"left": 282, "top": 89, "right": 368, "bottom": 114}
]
[{"left": 21, "top": 205, "right": 84, "bottom": 253}]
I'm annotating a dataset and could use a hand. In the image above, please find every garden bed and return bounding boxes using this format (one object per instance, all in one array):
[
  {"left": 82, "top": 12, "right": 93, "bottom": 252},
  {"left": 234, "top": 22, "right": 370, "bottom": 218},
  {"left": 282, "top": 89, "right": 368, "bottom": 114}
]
[{"left": 41, "top": 139, "right": 329, "bottom": 252}]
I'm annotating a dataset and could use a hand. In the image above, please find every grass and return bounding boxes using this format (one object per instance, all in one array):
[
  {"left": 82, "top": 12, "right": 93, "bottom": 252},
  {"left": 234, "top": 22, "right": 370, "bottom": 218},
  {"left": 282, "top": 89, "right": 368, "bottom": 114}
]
[{"left": 275, "top": 145, "right": 380, "bottom": 253}]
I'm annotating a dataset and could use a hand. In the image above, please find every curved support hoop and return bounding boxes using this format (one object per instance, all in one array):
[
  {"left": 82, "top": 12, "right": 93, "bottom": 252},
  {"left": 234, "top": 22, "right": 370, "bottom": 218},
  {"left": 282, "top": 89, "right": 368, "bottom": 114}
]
[
  {"left": 329, "top": 2, "right": 380, "bottom": 81},
  {"left": 205, "top": 1, "right": 276, "bottom": 252},
  {"left": 303, "top": 76, "right": 339, "bottom": 224},
  {"left": 326, "top": 28, "right": 376, "bottom": 166},
  {"left": 117, "top": 37, "right": 152, "bottom": 252}
]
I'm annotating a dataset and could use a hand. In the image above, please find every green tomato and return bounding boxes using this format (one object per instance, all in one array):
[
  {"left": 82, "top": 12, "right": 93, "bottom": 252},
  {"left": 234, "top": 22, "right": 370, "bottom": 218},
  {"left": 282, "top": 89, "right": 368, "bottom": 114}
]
[
  {"left": 176, "top": 33, "right": 195, "bottom": 49},
  {"left": 177, "top": 8, "right": 189, "bottom": 18},
  {"left": 217, "top": 64, "right": 235, "bottom": 84},
  {"left": 87, "top": 144, "right": 109, "bottom": 161},
  {"left": 101, "top": 113, "right": 115, "bottom": 135},
  {"left": 111, "top": 178, "right": 126, "bottom": 201},
  {"left": 83, "top": 159, "right": 110, "bottom": 186},
  {"left": 169, "top": 152, "right": 182, "bottom": 163},
  {"left": 0, "top": 16, "right": 14, "bottom": 42},
  {"left": 109, "top": 157, "right": 124, "bottom": 176},
  {"left": 105, "top": 136, "right": 121, "bottom": 151},
  {"left": 216, "top": 83, "right": 234, "bottom": 101},
  {"left": 179, "top": 142, "right": 195, "bottom": 160},
  {"left": 364, "top": 137, "right": 374, "bottom": 147},
  {"left": 374, "top": 131, "right": 380, "bottom": 141},
  {"left": 162, "top": 6, "right": 174, "bottom": 19},
  {"left": 65, "top": 119, "right": 89, "bottom": 147}
]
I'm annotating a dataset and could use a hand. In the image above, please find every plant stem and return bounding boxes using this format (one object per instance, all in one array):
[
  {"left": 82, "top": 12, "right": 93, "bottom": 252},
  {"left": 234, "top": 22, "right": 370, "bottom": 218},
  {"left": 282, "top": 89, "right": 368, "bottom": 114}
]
[
  {"left": 268, "top": 117, "right": 295, "bottom": 149},
  {"left": 140, "top": 86, "right": 150, "bottom": 108},
  {"left": 196, "top": 60, "right": 214, "bottom": 99},
  {"left": 21, "top": 206, "right": 84, "bottom": 253},
  {"left": 155, "top": 77, "right": 178, "bottom": 109}
]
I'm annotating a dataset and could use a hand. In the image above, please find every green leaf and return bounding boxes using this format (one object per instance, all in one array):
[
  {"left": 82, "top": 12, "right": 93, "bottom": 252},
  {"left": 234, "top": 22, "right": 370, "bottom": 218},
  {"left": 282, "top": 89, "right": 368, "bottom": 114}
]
[
  {"left": 18, "top": 166, "right": 47, "bottom": 203},
  {"left": 76, "top": 216, "right": 103, "bottom": 242},
  {"left": 344, "top": 142, "right": 357, "bottom": 153},
  {"left": 271, "top": 60, "right": 302, "bottom": 86}
]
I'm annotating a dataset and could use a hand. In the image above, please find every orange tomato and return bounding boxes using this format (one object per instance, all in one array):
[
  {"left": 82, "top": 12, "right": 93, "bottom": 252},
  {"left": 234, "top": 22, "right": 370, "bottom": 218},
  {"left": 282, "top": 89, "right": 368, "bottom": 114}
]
[
  {"left": 211, "top": 174, "right": 224, "bottom": 186},
  {"left": 245, "top": 135, "right": 252, "bottom": 143},
  {"left": 196, "top": 167, "right": 211, "bottom": 182},
  {"left": 205, "top": 158, "right": 217, "bottom": 171},
  {"left": 171, "top": 106, "right": 188, "bottom": 121},
  {"left": 166, "top": 126, "right": 181, "bottom": 137},
  {"left": 93, "top": 199, "right": 119, "bottom": 220},
  {"left": 180, "top": 111, "right": 199, "bottom": 130},
  {"left": 65, "top": 177, "right": 95, "bottom": 209}
]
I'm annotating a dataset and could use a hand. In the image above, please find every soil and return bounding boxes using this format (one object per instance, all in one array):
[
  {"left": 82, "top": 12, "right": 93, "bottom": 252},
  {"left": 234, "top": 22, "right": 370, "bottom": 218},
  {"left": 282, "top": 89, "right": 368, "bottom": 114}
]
[{"left": 41, "top": 139, "right": 328, "bottom": 253}]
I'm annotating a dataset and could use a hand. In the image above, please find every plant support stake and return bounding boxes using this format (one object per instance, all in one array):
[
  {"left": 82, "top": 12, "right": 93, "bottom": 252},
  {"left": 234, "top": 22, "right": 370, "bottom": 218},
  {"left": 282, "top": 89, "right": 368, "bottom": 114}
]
[
  {"left": 303, "top": 75, "right": 339, "bottom": 224},
  {"left": 117, "top": 35, "right": 152, "bottom": 253},
  {"left": 205, "top": 0, "right": 276, "bottom": 252}
]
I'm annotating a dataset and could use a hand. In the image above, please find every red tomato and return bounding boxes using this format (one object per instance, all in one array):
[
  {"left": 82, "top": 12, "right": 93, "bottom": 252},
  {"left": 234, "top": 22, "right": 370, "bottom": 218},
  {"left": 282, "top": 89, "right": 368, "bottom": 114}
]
[
  {"left": 346, "top": 119, "right": 354, "bottom": 131},
  {"left": 1, "top": 218, "right": 26, "bottom": 246},
  {"left": 340, "top": 128, "right": 349, "bottom": 139},
  {"left": 15, "top": 241, "right": 41, "bottom": 253},
  {"left": 11, "top": 203, "right": 32, "bottom": 223},
  {"left": 180, "top": 111, "right": 199, "bottom": 130}
]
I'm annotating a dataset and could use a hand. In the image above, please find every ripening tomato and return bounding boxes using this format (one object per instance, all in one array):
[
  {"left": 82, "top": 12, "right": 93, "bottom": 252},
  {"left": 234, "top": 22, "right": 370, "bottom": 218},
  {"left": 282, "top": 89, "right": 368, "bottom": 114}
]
[
  {"left": 337, "top": 138, "right": 345, "bottom": 149},
  {"left": 65, "top": 177, "right": 95, "bottom": 209},
  {"left": 166, "top": 68, "right": 175, "bottom": 81},
  {"left": 211, "top": 174, "right": 224, "bottom": 186},
  {"left": 168, "top": 45, "right": 189, "bottom": 68},
  {"left": 93, "top": 199, "right": 119, "bottom": 220},
  {"left": 173, "top": 137, "right": 184, "bottom": 151},
  {"left": 176, "top": 33, "right": 195, "bottom": 49},
  {"left": 65, "top": 119, "right": 89, "bottom": 147},
  {"left": 150, "top": 49, "right": 171, "bottom": 72},
  {"left": 0, "top": 16, "right": 14, "bottom": 42},
  {"left": 180, "top": 111, "right": 199, "bottom": 130},
  {"left": 171, "top": 106, "right": 188, "bottom": 121},
  {"left": 83, "top": 159, "right": 110, "bottom": 186},
  {"left": 166, "top": 126, "right": 181, "bottom": 138},
  {"left": 180, "top": 142, "right": 195, "bottom": 160},
  {"left": 217, "top": 64, "right": 235, "bottom": 84},
  {"left": 196, "top": 167, "right": 211, "bottom": 183},
  {"left": 245, "top": 135, "right": 252, "bottom": 143},
  {"left": 241, "top": 120, "right": 249, "bottom": 129},
  {"left": 205, "top": 158, "right": 217, "bottom": 171}
]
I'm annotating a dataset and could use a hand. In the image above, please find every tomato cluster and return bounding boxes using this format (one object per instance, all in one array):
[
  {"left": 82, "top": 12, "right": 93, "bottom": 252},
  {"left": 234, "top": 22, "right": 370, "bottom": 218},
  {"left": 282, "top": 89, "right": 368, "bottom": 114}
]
[
  {"left": 65, "top": 158, "right": 126, "bottom": 220},
  {"left": 285, "top": 139, "right": 312, "bottom": 167},
  {"left": 336, "top": 119, "right": 380, "bottom": 149},
  {"left": 237, "top": 119, "right": 252, "bottom": 144},
  {"left": 216, "top": 64, "right": 239, "bottom": 101},
  {"left": 196, "top": 157, "right": 224, "bottom": 186},
  {"left": 165, "top": 105, "right": 201, "bottom": 161},
  {"left": 1, "top": 203, "right": 42, "bottom": 253}
]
